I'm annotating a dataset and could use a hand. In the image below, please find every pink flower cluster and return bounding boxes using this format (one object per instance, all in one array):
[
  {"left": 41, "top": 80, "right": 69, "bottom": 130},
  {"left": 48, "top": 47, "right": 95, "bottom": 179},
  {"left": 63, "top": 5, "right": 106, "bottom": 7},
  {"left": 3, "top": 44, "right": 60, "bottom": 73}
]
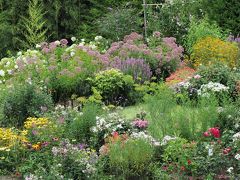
[
  {"left": 132, "top": 119, "right": 148, "bottom": 129},
  {"left": 203, "top": 127, "right": 220, "bottom": 138}
]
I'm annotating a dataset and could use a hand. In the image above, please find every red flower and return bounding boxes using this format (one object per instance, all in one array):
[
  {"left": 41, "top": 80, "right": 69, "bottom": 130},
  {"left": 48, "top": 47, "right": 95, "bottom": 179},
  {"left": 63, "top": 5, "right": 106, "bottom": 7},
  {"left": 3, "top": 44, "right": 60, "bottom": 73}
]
[
  {"left": 208, "top": 127, "right": 220, "bottom": 138},
  {"left": 203, "top": 131, "right": 210, "bottom": 137},
  {"left": 187, "top": 159, "right": 192, "bottom": 165},
  {"left": 181, "top": 166, "right": 185, "bottom": 171}
]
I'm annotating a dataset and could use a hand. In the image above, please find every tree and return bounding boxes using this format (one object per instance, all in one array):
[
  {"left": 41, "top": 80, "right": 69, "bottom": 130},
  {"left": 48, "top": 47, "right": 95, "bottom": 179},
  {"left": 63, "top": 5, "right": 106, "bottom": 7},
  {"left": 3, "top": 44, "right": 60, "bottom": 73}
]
[{"left": 18, "top": 0, "right": 48, "bottom": 49}]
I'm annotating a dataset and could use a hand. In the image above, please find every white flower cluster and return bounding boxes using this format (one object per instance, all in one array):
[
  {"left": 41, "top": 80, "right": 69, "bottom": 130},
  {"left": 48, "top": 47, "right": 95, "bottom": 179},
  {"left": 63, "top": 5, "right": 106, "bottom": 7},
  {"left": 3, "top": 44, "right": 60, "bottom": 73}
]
[
  {"left": 177, "top": 81, "right": 191, "bottom": 89},
  {"left": 161, "top": 135, "right": 177, "bottom": 146},
  {"left": 91, "top": 113, "right": 130, "bottom": 138},
  {"left": 197, "top": 82, "right": 229, "bottom": 97},
  {"left": 233, "top": 132, "right": 240, "bottom": 142},
  {"left": 130, "top": 131, "right": 160, "bottom": 146}
]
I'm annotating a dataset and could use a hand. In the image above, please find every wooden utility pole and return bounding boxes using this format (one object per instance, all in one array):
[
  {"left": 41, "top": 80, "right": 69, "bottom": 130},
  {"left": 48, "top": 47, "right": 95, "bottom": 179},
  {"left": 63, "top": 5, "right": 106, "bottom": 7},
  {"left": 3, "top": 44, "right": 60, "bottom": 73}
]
[{"left": 142, "top": 1, "right": 162, "bottom": 41}]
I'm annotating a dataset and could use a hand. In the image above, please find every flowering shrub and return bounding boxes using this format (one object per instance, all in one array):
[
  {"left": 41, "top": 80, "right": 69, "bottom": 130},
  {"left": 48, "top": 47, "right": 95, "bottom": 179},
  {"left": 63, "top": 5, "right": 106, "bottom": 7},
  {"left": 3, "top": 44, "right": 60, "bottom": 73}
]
[
  {"left": 51, "top": 139, "right": 98, "bottom": 179},
  {"left": 191, "top": 37, "right": 239, "bottom": 68},
  {"left": 197, "top": 82, "right": 229, "bottom": 97},
  {"left": 106, "top": 32, "right": 184, "bottom": 80},
  {"left": 203, "top": 127, "right": 221, "bottom": 138},
  {"left": 0, "top": 83, "right": 53, "bottom": 127}
]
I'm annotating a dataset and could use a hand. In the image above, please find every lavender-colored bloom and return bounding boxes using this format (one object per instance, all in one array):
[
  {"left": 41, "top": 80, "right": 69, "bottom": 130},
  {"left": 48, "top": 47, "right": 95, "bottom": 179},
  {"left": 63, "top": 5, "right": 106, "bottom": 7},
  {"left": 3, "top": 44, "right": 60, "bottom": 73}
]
[
  {"left": 49, "top": 42, "right": 57, "bottom": 51},
  {"left": 32, "top": 130, "right": 38, "bottom": 135},
  {"left": 111, "top": 58, "right": 152, "bottom": 84},
  {"left": 40, "top": 42, "right": 48, "bottom": 49},
  {"left": 153, "top": 31, "right": 161, "bottom": 38},
  {"left": 60, "top": 39, "right": 68, "bottom": 46},
  {"left": 42, "top": 47, "right": 50, "bottom": 54}
]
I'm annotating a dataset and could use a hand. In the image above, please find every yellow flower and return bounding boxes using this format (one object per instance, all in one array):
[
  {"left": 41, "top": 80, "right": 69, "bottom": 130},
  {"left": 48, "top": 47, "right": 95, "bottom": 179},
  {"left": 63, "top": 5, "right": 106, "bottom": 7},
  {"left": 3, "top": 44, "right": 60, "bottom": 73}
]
[
  {"left": 191, "top": 36, "right": 239, "bottom": 68},
  {"left": 32, "top": 144, "right": 41, "bottom": 150},
  {"left": 24, "top": 117, "right": 50, "bottom": 129}
]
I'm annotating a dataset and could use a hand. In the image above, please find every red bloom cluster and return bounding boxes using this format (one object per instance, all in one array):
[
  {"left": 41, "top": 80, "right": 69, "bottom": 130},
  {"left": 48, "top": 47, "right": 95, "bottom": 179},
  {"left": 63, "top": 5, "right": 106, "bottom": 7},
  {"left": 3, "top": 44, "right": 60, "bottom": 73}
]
[
  {"left": 203, "top": 127, "right": 220, "bottom": 138},
  {"left": 223, "top": 147, "right": 231, "bottom": 155}
]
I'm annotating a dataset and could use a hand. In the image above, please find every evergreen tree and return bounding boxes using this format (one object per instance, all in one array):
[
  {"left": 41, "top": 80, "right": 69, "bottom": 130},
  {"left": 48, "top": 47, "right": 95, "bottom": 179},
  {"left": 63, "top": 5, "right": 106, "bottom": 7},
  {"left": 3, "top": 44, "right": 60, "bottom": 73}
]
[{"left": 18, "top": 0, "right": 48, "bottom": 49}]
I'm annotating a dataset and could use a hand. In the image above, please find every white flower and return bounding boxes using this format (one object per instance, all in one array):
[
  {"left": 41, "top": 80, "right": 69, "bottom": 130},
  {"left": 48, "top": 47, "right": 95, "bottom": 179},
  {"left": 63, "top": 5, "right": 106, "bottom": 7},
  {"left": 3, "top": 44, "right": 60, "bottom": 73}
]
[
  {"left": 95, "top": 36, "right": 103, "bottom": 41},
  {"left": 5, "top": 61, "right": 10, "bottom": 67},
  {"left": 0, "top": 70, "right": 5, "bottom": 77},
  {"left": 208, "top": 147, "right": 213, "bottom": 156},
  {"left": 36, "top": 44, "right": 41, "bottom": 48},
  {"left": 55, "top": 40, "right": 61, "bottom": 46},
  {"left": 70, "top": 51, "right": 75, "bottom": 57},
  {"left": 17, "top": 51, "right": 22, "bottom": 56},
  {"left": 198, "top": 82, "right": 229, "bottom": 96},
  {"left": 233, "top": 132, "right": 240, "bottom": 142},
  {"left": 71, "top": 37, "right": 77, "bottom": 42},
  {"left": 235, "top": 154, "right": 240, "bottom": 160},
  {"left": 89, "top": 44, "right": 97, "bottom": 50},
  {"left": 7, "top": 70, "right": 13, "bottom": 75},
  {"left": 79, "top": 42, "right": 85, "bottom": 46},
  {"left": 161, "top": 135, "right": 177, "bottom": 146},
  {"left": 81, "top": 39, "right": 85, "bottom": 42},
  {"left": 227, "top": 167, "right": 233, "bottom": 173}
]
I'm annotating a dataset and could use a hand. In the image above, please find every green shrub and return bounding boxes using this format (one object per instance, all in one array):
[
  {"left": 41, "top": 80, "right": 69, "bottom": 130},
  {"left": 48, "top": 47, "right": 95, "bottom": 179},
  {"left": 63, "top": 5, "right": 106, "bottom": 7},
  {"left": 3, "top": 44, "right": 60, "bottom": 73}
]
[
  {"left": 184, "top": 18, "right": 228, "bottom": 54},
  {"left": 190, "top": 63, "right": 240, "bottom": 97},
  {"left": 91, "top": 69, "right": 135, "bottom": 106},
  {"left": 108, "top": 138, "right": 154, "bottom": 178},
  {"left": 68, "top": 103, "right": 101, "bottom": 143},
  {"left": 0, "top": 83, "right": 53, "bottom": 127},
  {"left": 147, "top": 0, "right": 203, "bottom": 45}
]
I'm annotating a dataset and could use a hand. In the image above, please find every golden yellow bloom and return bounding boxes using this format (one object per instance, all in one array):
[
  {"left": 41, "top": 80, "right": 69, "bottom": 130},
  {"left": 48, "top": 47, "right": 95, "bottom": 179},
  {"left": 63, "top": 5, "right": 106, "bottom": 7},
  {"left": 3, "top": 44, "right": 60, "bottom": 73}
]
[
  {"left": 32, "top": 144, "right": 41, "bottom": 150},
  {"left": 24, "top": 117, "right": 50, "bottom": 129},
  {"left": 191, "top": 36, "right": 239, "bottom": 68}
]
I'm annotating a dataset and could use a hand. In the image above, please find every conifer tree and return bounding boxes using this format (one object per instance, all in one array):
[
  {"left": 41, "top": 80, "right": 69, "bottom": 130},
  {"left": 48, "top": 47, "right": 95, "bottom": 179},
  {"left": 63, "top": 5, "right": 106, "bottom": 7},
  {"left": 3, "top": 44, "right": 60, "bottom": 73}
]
[{"left": 18, "top": 0, "right": 48, "bottom": 49}]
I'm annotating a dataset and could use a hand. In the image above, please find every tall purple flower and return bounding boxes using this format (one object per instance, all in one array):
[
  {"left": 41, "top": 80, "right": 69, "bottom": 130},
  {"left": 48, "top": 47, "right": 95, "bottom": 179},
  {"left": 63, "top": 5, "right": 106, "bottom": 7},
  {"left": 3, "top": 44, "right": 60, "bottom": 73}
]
[{"left": 111, "top": 58, "right": 152, "bottom": 84}]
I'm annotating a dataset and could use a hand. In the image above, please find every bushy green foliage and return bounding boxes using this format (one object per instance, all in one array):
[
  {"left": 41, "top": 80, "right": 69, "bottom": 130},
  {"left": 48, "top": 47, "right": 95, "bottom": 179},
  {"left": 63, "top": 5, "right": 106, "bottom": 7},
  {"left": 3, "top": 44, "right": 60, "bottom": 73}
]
[
  {"left": 184, "top": 18, "right": 228, "bottom": 54},
  {"left": 147, "top": 0, "right": 203, "bottom": 44},
  {"left": 108, "top": 138, "right": 154, "bottom": 177},
  {"left": 190, "top": 63, "right": 240, "bottom": 97},
  {"left": 0, "top": 83, "right": 53, "bottom": 127},
  {"left": 91, "top": 69, "right": 135, "bottom": 106},
  {"left": 97, "top": 7, "right": 142, "bottom": 41},
  {"left": 201, "top": 0, "right": 240, "bottom": 36},
  {"left": 68, "top": 103, "right": 101, "bottom": 143}
]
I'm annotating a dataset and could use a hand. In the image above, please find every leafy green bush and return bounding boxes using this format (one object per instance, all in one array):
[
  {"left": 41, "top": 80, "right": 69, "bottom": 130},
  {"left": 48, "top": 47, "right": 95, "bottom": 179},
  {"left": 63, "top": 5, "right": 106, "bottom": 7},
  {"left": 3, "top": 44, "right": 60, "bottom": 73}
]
[
  {"left": 108, "top": 138, "right": 154, "bottom": 178},
  {"left": 91, "top": 69, "right": 135, "bottom": 106},
  {"left": 0, "top": 83, "right": 53, "bottom": 127},
  {"left": 68, "top": 103, "right": 101, "bottom": 143},
  {"left": 147, "top": 0, "right": 203, "bottom": 45},
  {"left": 190, "top": 63, "right": 240, "bottom": 97},
  {"left": 184, "top": 18, "right": 228, "bottom": 54}
]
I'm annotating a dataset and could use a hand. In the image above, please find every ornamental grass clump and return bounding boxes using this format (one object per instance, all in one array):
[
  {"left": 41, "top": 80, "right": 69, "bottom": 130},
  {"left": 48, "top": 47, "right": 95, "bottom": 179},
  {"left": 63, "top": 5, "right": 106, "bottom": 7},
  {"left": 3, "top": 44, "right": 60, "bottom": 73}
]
[{"left": 191, "top": 37, "right": 239, "bottom": 68}]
